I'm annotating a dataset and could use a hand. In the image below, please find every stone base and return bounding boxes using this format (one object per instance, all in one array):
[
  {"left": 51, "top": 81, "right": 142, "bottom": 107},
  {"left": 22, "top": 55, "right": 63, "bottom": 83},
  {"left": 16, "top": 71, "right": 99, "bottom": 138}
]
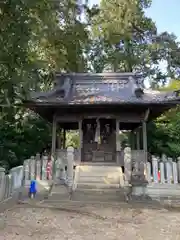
[
  {"left": 53, "top": 177, "right": 67, "bottom": 185},
  {"left": 131, "top": 185, "right": 147, "bottom": 196},
  {"left": 130, "top": 184, "right": 152, "bottom": 201},
  {"left": 130, "top": 173, "right": 148, "bottom": 196}
]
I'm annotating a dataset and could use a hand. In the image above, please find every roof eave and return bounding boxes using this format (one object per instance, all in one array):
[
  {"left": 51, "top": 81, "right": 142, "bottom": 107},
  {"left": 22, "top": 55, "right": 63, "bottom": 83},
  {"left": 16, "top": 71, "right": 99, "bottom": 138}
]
[{"left": 23, "top": 99, "right": 180, "bottom": 107}]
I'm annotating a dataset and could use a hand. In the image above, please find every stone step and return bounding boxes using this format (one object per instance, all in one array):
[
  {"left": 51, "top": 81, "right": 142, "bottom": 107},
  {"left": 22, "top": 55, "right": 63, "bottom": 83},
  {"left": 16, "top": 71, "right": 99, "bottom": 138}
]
[
  {"left": 78, "top": 165, "right": 122, "bottom": 174},
  {"left": 77, "top": 180, "right": 120, "bottom": 185},
  {"left": 47, "top": 193, "right": 70, "bottom": 201},
  {"left": 78, "top": 172, "right": 121, "bottom": 177},
  {"left": 148, "top": 183, "right": 180, "bottom": 189},
  {"left": 77, "top": 176, "right": 120, "bottom": 184},
  {"left": 72, "top": 189, "right": 125, "bottom": 202},
  {"left": 147, "top": 188, "right": 180, "bottom": 197},
  {"left": 75, "top": 188, "right": 124, "bottom": 193},
  {"left": 43, "top": 199, "right": 128, "bottom": 206},
  {"left": 77, "top": 183, "right": 120, "bottom": 189},
  {"left": 50, "top": 185, "right": 69, "bottom": 194},
  {"left": 47, "top": 185, "right": 70, "bottom": 201}
]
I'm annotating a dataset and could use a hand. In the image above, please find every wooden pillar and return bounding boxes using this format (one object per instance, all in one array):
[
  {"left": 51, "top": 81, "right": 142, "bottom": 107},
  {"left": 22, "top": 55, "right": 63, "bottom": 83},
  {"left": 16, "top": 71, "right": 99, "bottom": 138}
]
[
  {"left": 136, "top": 128, "right": 140, "bottom": 150},
  {"left": 142, "top": 121, "right": 147, "bottom": 152},
  {"left": 131, "top": 131, "right": 135, "bottom": 150},
  {"left": 116, "top": 119, "right": 121, "bottom": 150},
  {"left": 142, "top": 121, "right": 147, "bottom": 162},
  {"left": 79, "top": 120, "right": 83, "bottom": 163},
  {"left": 57, "top": 128, "right": 62, "bottom": 149},
  {"left": 63, "top": 128, "right": 66, "bottom": 149},
  {"left": 51, "top": 114, "right": 57, "bottom": 156}
]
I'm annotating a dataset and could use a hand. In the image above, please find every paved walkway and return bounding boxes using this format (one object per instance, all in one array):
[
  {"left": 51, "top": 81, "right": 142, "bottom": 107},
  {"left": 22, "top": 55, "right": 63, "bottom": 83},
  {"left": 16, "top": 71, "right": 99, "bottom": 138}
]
[{"left": 1, "top": 201, "right": 180, "bottom": 240}]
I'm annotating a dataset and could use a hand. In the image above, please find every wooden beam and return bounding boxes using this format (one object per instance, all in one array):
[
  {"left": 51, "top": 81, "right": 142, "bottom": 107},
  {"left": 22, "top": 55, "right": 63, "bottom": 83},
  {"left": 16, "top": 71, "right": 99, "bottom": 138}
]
[{"left": 56, "top": 113, "right": 143, "bottom": 123}]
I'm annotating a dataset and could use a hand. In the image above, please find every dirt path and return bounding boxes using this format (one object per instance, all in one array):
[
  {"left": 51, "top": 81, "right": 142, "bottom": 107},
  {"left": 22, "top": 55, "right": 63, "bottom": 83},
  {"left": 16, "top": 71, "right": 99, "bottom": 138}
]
[{"left": 1, "top": 203, "right": 180, "bottom": 240}]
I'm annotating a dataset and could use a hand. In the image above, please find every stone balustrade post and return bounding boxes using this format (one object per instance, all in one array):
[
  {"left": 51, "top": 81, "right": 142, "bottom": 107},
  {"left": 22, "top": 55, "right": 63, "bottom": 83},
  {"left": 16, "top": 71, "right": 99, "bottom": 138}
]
[
  {"left": 30, "top": 156, "right": 35, "bottom": 180},
  {"left": 24, "top": 160, "right": 30, "bottom": 182},
  {"left": 146, "top": 162, "right": 152, "bottom": 183},
  {"left": 42, "top": 156, "right": 48, "bottom": 180},
  {"left": 10, "top": 166, "right": 23, "bottom": 192},
  {"left": 159, "top": 162, "right": 165, "bottom": 184},
  {"left": 162, "top": 154, "right": 167, "bottom": 180},
  {"left": 166, "top": 158, "right": 173, "bottom": 184},
  {"left": 152, "top": 156, "right": 158, "bottom": 183},
  {"left": 124, "top": 147, "right": 132, "bottom": 186},
  {"left": 35, "top": 153, "right": 41, "bottom": 180},
  {"left": 172, "top": 161, "right": 178, "bottom": 184},
  {"left": 0, "top": 168, "right": 5, "bottom": 201},
  {"left": 56, "top": 149, "right": 66, "bottom": 184},
  {"left": 177, "top": 157, "right": 180, "bottom": 183},
  {"left": 67, "top": 147, "right": 74, "bottom": 188}
]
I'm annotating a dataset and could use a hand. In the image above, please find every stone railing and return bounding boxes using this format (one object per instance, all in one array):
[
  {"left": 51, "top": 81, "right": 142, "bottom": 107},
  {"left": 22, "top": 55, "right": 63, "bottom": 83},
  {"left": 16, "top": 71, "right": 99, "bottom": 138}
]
[
  {"left": 1, "top": 147, "right": 180, "bottom": 208},
  {"left": 23, "top": 147, "right": 76, "bottom": 186},
  {"left": 24, "top": 148, "right": 180, "bottom": 188},
  {"left": 146, "top": 155, "right": 180, "bottom": 184},
  {"left": 123, "top": 147, "right": 180, "bottom": 185},
  {"left": 0, "top": 147, "right": 75, "bottom": 210},
  {"left": 0, "top": 166, "right": 23, "bottom": 205}
]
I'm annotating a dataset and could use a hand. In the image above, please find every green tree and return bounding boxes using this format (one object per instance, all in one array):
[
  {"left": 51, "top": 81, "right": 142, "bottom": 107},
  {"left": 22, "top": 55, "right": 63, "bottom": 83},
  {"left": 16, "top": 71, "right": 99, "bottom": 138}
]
[
  {"left": 147, "top": 80, "right": 180, "bottom": 158},
  {"left": 0, "top": 0, "right": 89, "bottom": 169}
]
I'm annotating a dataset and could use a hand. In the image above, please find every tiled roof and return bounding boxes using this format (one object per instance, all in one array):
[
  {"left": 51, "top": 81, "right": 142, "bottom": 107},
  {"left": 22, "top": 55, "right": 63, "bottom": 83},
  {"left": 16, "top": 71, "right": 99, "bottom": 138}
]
[{"left": 30, "top": 73, "right": 180, "bottom": 105}]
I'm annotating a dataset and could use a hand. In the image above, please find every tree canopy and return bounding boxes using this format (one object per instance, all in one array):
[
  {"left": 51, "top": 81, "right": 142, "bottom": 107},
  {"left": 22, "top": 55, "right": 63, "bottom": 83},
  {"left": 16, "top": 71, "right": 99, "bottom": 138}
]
[{"left": 1, "top": 0, "right": 180, "bottom": 168}]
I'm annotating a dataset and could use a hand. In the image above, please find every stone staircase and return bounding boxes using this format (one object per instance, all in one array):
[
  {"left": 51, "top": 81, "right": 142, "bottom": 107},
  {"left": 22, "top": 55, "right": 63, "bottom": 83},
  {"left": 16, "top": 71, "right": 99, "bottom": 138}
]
[
  {"left": 71, "top": 164, "right": 126, "bottom": 202},
  {"left": 46, "top": 164, "right": 129, "bottom": 203}
]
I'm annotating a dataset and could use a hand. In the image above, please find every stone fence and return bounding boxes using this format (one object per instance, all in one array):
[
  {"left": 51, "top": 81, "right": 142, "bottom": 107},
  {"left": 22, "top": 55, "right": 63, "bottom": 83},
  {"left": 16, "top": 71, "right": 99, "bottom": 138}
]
[
  {"left": 1, "top": 147, "right": 180, "bottom": 210},
  {"left": 124, "top": 148, "right": 180, "bottom": 185},
  {"left": 0, "top": 166, "right": 23, "bottom": 210},
  {"left": 22, "top": 148, "right": 180, "bottom": 186},
  {"left": 146, "top": 155, "right": 180, "bottom": 184},
  {"left": 23, "top": 147, "right": 75, "bottom": 186},
  {"left": 0, "top": 148, "right": 176, "bottom": 200}
]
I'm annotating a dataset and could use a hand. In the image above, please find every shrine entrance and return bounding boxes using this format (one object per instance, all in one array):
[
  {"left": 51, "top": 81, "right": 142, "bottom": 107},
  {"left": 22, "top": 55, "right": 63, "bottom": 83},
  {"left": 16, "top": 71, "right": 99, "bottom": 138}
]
[{"left": 82, "top": 118, "right": 116, "bottom": 162}]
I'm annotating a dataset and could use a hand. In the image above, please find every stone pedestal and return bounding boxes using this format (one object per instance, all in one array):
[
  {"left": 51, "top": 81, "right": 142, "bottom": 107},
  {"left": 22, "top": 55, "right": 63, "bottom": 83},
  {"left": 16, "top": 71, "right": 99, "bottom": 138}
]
[
  {"left": 131, "top": 173, "right": 148, "bottom": 198},
  {"left": 123, "top": 147, "right": 150, "bottom": 200},
  {"left": 131, "top": 184, "right": 147, "bottom": 196},
  {"left": 130, "top": 152, "right": 149, "bottom": 199}
]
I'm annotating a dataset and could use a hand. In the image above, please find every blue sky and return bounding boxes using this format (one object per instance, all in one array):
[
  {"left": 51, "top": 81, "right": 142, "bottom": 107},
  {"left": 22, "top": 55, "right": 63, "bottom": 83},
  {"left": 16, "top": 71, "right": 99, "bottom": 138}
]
[{"left": 89, "top": 0, "right": 180, "bottom": 40}]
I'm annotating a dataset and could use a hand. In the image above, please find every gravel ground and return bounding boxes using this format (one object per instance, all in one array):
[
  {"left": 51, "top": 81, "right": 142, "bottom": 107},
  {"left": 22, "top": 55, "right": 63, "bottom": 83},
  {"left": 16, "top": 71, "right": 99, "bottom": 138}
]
[{"left": 1, "top": 203, "right": 180, "bottom": 240}]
